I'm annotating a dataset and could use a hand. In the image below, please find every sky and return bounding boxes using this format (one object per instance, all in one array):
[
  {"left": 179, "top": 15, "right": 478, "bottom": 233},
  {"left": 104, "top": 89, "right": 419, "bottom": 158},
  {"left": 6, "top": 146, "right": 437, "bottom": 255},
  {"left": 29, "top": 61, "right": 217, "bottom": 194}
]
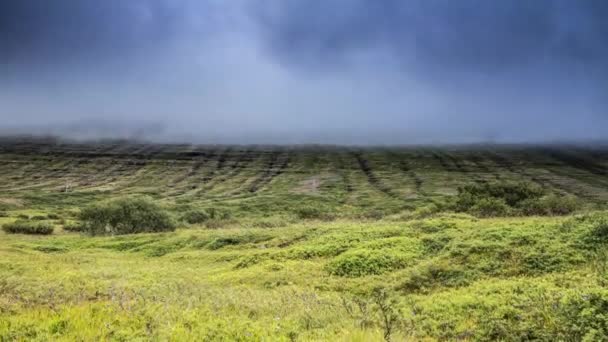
[{"left": 1, "top": 0, "right": 607, "bottom": 145}]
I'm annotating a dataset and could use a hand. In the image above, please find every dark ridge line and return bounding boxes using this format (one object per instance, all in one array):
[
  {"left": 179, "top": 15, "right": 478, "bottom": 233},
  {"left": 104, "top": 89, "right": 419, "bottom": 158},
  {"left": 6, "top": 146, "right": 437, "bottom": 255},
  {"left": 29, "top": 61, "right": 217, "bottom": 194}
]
[
  {"left": 432, "top": 151, "right": 486, "bottom": 184},
  {"left": 200, "top": 148, "right": 233, "bottom": 184},
  {"left": 30, "top": 158, "right": 82, "bottom": 184},
  {"left": 540, "top": 148, "right": 608, "bottom": 177},
  {"left": 332, "top": 154, "right": 355, "bottom": 198},
  {"left": 431, "top": 151, "right": 453, "bottom": 171},
  {"left": 485, "top": 151, "right": 580, "bottom": 197},
  {"left": 388, "top": 152, "right": 424, "bottom": 194},
  {"left": 530, "top": 148, "right": 608, "bottom": 192},
  {"left": 467, "top": 153, "right": 500, "bottom": 181},
  {"left": 204, "top": 149, "right": 261, "bottom": 197},
  {"left": 352, "top": 152, "right": 398, "bottom": 198},
  {"left": 169, "top": 152, "right": 214, "bottom": 187},
  {"left": 78, "top": 161, "right": 129, "bottom": 188},
  {"left": 247, "top": 152, "right": 291, "bottom": 193},
  {"left": 190, "top": 148, "right": 240, "bottom": 196},
  {"left": 336, "top": 153, "right": 354, "bottom": 195}
]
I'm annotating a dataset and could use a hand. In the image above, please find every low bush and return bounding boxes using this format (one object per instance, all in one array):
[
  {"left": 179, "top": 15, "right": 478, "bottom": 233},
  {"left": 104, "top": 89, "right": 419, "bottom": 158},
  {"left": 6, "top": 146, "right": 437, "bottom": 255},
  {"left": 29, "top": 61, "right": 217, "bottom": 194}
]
[
  {"left": 469, "top": 197, "right": 511, "bottom": 217},
  {"left": 79, "top": 197, "right": 176, "bottom": 236},
  {"left": 62, "top": 221, "right": 85, "bottom": 232},
  {"left": 577, "top": 213, "right": 608, "bottom": 245},
  {"left": 452, "top": 182, "right": 578, "bottom": 217},
  {"left": 326, "top": 250, "right": 408, "bottom": 277},
  {"left": 0, "top": 211, "right": 8, "bottom": 218},
  {"left": 47, "top": 213, "right": 61, "bottom": 220},
  {"left": 31, "top": 215, "right": 48, "bottom": 221},
  {"left": 399, "top": 261, "right": 472, "bottom": 293},
  {"left": 520, "top": 195, "right": 579, "bottom": 216},
  {"left": 294, "top": 205, "right": 336, "bottom": 221},
  {"left": 2, "top": 220, "right": 54, "bottom": 235},
  {"left": 181, "top": 208, "right": 231, "bottom": 225},
  {"left": 16, "top": 214, "right": 29, "bottom": 220}
]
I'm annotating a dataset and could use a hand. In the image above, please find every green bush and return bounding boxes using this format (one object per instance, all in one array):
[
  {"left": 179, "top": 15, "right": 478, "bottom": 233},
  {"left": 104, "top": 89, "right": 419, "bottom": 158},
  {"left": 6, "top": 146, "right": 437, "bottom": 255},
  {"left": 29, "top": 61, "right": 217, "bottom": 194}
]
[
  {"left": 181, "top": 208, "right": 231, "bottom": 225},
  {"left": 47, "top": 213, "right": 61, "bottom": 220},
  {"left": 581, "top": 213, "right": 608, "bottom": 245},
  {"left": 460, "top": 182, "right": 544, "bottom": 207},
  {"left": 326, "top": 250, "right": 408, "bottom": 277},
  {"left": 399, "top": 261, "right": 472, "bottom": 293},
  {"left": 79, "top": 197, "right": 176, "bottom": 236},
  {"left": 520, "top": 195, "right": 578, "bottom": 216},
  {"left": 2, "top": 220, "right": 54, "bottom": 235},
  {"left": 452, "top": 182, "right": 578, "bottom": 217},
  {"left": 294, "top": 205, "right": 336, "bottom": 221},
  {"left": 470, "top": 197, "right": 511, "bottom": 217},
  {"left": 63, "top": 221, "right": 85, "bottom": 232},
  {"left": 31, "top": 215, "right": 48, "bottom": 221},
  {"left": 16, "top": 214, "right": 29, "bottom": 220}
]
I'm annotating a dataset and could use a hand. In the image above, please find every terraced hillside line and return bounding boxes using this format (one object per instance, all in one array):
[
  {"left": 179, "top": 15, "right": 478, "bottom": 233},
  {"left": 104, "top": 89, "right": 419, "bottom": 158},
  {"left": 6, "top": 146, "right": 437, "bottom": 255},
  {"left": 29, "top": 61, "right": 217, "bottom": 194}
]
[
  {"left": 77, "top": 159, "right": 130, "bottom": 189},
  {"left": 485, "top": 151, "right": 580, "bottom": 197},
  {"left": 352, "top": 152, "right": 398, "bottom": 198},
  {"left": 335, "top": 153, "right": 354, "bottom": 195},
  {"left": 431, "top": 151, "right": 453, "bottom": 171},
  {"left": 202, "top": 150, "right": 266, "bottom": 198},
  {"left": 12, "top": 157, "right": 83, "bottom": 190},
  {"left": 0, "top": 159, "right": 46, "bottom": 188},
  {"left": 190, "top": 148, "right": 239, "bottom": 196},
  {"left": 431, "top": 151, "right": 485, "bottom": 185},
  {"left": 247, "top": 151, "right": 291, "bottom": 193},
  {"left": 168, "top": 152, "right": 212, "bottom": 187},
  {"left": 199, "top": 148, "right": 233, "bottom": 185},
  {"left": 221, "top": 149, "right": 256, "bottom": 178},
  {"left": 541, "top": 148, "right": 608, "bottom": 181},
  {"left": 526, "top": 149, "right": 608, "bottom": 198},
  {"left": 468, "top": 153, "right": 500, "bottom": 181},
  {"left": 388, "top": 152, "right": 425, "bottom": 195}
]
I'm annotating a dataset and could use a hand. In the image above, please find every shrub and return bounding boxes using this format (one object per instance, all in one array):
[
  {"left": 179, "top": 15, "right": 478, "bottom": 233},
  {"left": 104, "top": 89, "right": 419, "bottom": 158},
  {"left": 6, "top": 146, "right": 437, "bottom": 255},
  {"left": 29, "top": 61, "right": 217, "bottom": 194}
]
[
  {"left": 462, "top": 182, "right": 544, "bottom": 207},
  {"left": 399, "top": 261, "right": 471, "bottom": 293},
  {"left": 361, "top": 210, "right": 386, "bottom": 220},
  {"left": 581, "top": 213, "right": 608, "bottom": 245},
  {"left": 181, "top": 208, "right": 231, "bottom": 225},
  {"left": 16, "top": 214, "right": 29, "bottom": 220},
  {"left": 79, "top": 197, "right": 176, "bottom": 236},
  {"left": 294, "top": 205, "right": 336, "bottom": 221},
  {"left": 31, "top": 215, "right": 48, "bottom": 221},
  {"left": 63, "top": 221, "right": 85, "bottom": 232},
  {"left": 2, "top": 220, "right": 54, "bottom": 235},
  {"left": 520, "top": 195, "right": 578, "bottom": 216},
  {"left": 0, "top": 211, "right": 8, "bottom": 218},
  {"left": 47, "top": 213, "right": 61, "bottom": 220},
  {"left": 451, "top": 182, "right": 577, "bottom": 217},
  {"left": 327, "top": 250, "right": 408, "bottom": 277},
  {"left": 470, "top": 197, "right": 511, "bottom": 218}
]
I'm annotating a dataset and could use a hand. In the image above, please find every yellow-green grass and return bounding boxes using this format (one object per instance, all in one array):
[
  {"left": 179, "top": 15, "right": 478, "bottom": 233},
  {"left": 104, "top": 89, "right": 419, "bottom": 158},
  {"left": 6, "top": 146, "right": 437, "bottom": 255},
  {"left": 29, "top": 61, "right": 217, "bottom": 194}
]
[{"left": 1, "top": 214, "right": 607, "bottom": 340}]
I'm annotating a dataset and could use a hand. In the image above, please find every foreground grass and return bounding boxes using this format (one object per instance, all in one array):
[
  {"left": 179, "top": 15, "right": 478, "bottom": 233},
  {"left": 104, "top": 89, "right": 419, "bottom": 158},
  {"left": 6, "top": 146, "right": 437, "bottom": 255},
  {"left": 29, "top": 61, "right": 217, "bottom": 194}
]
[{"left": 2, "top": 214, "right": 607, "bottom": 340}]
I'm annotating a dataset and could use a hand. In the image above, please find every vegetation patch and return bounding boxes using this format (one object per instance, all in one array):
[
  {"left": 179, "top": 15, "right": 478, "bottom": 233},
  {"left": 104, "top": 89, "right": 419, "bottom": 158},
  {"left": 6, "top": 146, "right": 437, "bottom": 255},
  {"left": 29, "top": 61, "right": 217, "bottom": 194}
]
[
  {"left": 181, "top": 208, "right": 232, "bottom": 225},
  {"left": 453, "top": 182, "right": 579, "bottom": 217},
  {"left": 2, "top": 220, "right": 54, "bottom": 235},
  {"left": 327, "top": 249, "right": 412, "bottom": 277},
  {"left": 79, "top": 197, "right": 176, "bottom": 235}
]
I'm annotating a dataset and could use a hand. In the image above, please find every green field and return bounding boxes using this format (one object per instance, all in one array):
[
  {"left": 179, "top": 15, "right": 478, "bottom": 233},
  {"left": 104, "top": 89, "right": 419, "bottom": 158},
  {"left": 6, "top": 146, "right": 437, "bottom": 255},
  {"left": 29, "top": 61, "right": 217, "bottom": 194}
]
[{"left": 2, "top": 138, "right": 608, "bottom": 340}]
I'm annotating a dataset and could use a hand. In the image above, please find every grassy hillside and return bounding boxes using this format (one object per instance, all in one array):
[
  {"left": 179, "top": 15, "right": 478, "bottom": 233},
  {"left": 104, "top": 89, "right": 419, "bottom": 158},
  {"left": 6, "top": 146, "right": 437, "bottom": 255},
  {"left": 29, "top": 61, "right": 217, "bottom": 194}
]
[{"left": 2, "top": 138, "right": 608, "bottom": 340}]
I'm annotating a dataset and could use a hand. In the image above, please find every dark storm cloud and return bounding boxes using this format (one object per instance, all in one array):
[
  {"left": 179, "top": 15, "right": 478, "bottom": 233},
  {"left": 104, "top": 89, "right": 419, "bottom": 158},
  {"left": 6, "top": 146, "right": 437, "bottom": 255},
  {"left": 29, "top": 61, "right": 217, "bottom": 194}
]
[
  {"left": 257, "top": 0, "right": 608, "bottom": 74},
  {"left": 0, "top": 1, "right": 607, "bottom": 144},
  {"left": 1, "top": 1, "right": 168, "bottom": 63}
]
